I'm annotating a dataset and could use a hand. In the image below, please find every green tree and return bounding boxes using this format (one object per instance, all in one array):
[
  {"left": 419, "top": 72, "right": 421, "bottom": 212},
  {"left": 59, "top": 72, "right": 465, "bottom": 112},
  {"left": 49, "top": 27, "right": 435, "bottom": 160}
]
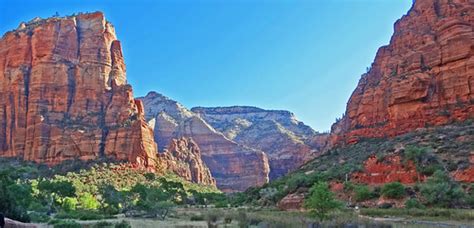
[
  {"left": 0, "top": 170, "right": 32, "bottom": 222},
  {"left": 37, "top": 179, "right": 76, "bottom": 213},
  {"left": 381, "top": 182, "right": 405, "bottom": 199},
  {"left": 420, "top": 170, "right": 465, "bottom": 208},
  {"left": 304, "top": 182, "right": 342, "bottom": 221}
]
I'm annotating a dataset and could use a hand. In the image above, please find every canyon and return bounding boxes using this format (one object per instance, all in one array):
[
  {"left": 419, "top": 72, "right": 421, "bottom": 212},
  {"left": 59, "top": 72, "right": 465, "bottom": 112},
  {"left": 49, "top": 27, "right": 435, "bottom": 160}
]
[{"left": 0, "top": 0, "right": 473, "bottom": 195}]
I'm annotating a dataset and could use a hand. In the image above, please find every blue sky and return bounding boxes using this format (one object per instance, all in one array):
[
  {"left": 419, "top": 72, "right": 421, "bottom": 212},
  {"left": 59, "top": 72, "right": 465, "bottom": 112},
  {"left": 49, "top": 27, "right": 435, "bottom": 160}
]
[{"left": 0, "top": 0, "right": 412, "bottom": 132}]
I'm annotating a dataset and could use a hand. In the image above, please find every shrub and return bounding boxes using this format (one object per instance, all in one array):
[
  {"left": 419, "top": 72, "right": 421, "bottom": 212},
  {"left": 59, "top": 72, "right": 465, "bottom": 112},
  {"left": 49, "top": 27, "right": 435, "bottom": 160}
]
[
  {"left": 354, "top": 185, "right": 376, "bottom": 202},
  {"left": 381, "top": 182, "right": 405, "bottom": 199},
  {"left": 50, "top": 219, "right": 81, "bottom": 228},
  {"left": 190, "top": 215, "right": 205, "bottom": 221},
  {"left": 420, "top": 170, "right": 466, "bottom": 208},
  {"left": 405, "top": 199, "right": 425, "bottom": 209}
]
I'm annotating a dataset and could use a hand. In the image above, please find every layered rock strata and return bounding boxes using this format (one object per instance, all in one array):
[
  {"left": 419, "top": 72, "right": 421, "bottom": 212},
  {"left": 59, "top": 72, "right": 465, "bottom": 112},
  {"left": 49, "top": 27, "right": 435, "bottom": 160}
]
[
  {"left": 0, "top": 12, "right": 157, "bottom": 167},
  {"left": 331, "top": 0, "right": 474, "bottom": 145}
]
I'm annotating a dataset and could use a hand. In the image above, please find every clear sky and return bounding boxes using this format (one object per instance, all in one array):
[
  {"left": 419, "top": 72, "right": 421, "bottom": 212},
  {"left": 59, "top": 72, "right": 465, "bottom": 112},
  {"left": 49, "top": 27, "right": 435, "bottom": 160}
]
[{"left": 0, "top": 0, "right": 412, "bottom": 132}]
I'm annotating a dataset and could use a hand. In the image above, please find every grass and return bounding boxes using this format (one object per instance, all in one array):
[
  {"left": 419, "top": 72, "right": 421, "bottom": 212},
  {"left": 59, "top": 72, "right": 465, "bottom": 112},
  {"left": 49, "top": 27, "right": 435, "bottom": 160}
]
[{"left": 360, "top": 208, "right": 474, "bottom": 221}]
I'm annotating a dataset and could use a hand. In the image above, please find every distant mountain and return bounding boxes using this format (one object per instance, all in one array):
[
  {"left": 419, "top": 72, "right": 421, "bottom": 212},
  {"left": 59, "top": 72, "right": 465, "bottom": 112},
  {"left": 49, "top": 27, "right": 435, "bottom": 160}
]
[
  {"left": 191, "top": 106, "right": 328, "bottom": 180},
  {"left": 139, "top": 92, "right": 269, "bottom": 192},
  {"left": 139, "top": 92, "right": 327, "bottom": 190}
]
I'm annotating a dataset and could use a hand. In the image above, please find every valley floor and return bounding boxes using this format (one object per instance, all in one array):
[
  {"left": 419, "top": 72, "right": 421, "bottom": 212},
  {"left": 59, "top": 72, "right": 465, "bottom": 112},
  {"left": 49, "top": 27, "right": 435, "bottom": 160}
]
[{"left": 32, "top": 207, "right": 474, "bottom": 228}]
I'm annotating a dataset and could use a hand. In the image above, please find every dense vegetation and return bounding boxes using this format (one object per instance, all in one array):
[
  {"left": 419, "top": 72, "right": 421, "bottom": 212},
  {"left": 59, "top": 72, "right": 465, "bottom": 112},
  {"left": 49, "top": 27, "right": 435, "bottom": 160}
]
[{"left": 0, "top": 160, "right": 220, "bottom": 225}]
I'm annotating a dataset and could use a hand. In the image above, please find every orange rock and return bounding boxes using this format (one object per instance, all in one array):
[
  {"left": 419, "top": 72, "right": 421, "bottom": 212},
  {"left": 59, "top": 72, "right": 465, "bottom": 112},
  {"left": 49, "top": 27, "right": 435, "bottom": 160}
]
[
  {"left": 0, "top": 12, "right": 157, "bottom": 167},
  {"left": 330, "top": 0, "right": 474, "bottom": 145},
  {"left": 277, "top": 193, "right": 306, "bottom": 211},
  {"left": 159, "top": 137, "right": 216, "bottom": 186},
  {"left": 351, "top": 155, "right": 425, "bottom": 185}
]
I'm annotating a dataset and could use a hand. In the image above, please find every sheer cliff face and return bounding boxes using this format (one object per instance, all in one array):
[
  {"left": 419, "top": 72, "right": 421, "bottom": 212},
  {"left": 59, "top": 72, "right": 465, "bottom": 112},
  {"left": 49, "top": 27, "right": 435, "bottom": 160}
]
[
  {"left": 331, "top": 0, "right": 474, "bottom": 145},
  {"left": 0, "top": 12, "right": 157, "bottom": 166},
  {"left": 191, "top": 106, "right": 328, "bottom": 180},
  {"left": 159, "top": 137, "right": 216, "bottom": 186},
  {"left": 139, "top": 92, "right": 270, "bottom": 192}
]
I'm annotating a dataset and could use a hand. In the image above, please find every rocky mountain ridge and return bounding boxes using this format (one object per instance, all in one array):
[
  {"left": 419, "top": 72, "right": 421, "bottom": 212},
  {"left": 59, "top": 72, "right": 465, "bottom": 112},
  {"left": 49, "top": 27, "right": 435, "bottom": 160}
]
[{"left": 138, "top": 92, "right": 270, "bottom": 192}]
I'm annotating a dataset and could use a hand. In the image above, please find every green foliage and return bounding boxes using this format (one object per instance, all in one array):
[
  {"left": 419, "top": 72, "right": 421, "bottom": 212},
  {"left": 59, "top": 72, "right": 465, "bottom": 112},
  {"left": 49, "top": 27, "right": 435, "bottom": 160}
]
[
  {"left": 404, "top": 199, "right": 425, "bottom": 209},
  {"left": 354, "top": 185, "right": 376, "bottom": 202},
  {"left": 420, "top": 170, "right": 466, "bottom": 208},
  {"left": 93, "top": 221, "right": 114, "bottom": 228},
  {"left": 49, "top": 219, "right": 81, "bottom": 228},
  {"left": 0, "top": 169, "right": 32, "bottom": 222},
  {"left": 304, "top": 182, "right": 342, "bottom": 221},
  {"left": 78, "top": 192, "right": 100, "bottom": 210},
  {"left": 381, "top": 182, "right": 405, "bottom": 199},
  {"left": 55, "top": 210, "right": 111, "bottom": 220}
]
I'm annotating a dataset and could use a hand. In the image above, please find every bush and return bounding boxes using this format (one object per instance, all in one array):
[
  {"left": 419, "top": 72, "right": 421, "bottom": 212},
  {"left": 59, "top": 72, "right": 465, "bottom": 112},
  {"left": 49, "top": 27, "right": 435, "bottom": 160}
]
[
  {"left": 420, "top": 170, "right": 466, "bottom": 208},
  {"left": 28, "top": 211, "right": 50, "bottom": 223},
  {"left": 405, "top": 199, "right": 425, "bottom": 209},
  {"left": 354, "top": 185, "right": 376, "bottom": 202},
  {"left": 50, "top": 219, "right": 81, "bottom": 228},
  {"left": 190, "top": 215, "right": 205, "bottom": 221},
  {"left": 56, "top": 210, "right": 110, "bottom": 220},
  {"left": 381, "top": 182, "right": 405, "bottom": 199}
]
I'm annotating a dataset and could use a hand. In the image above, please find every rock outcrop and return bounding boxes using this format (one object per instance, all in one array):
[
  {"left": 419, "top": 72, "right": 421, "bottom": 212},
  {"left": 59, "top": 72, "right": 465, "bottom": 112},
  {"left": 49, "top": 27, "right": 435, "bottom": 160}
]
[
  {"left": 159, "top": 137, "right": 216, "bottom": 186},
  {"left": 139, "top": 92, "right": 269, "bottom": 192},
  {"left": 351, "top": 154, "right": 425, "bottom": 185},
  {"left": 0, "top": 13, "right": 157, "bottom": 167},
  {"left": 191, "top": 106, "right": 327, "bottom": 180},
  {"left": 331, "top": 0, "right": 474, "bottom": 145}
]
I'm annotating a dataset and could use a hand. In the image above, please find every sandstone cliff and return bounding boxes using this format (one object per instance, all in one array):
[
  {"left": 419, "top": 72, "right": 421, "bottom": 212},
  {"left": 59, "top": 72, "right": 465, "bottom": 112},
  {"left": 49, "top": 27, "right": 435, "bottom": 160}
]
[
  {"left": 0, "top": 12, "right": 157, "bottom": 167},
  {"left": 138, "top": 92, "right": 269, "bottom": 192},
  {"left": 191, "top": 106, "right": 327, "bottom": 180},
  {"left": 159, "top": 137, "right": 216, "bottom": 186},
  {"left": 331, "top": 0, "right": 474, "bottom": 145}
]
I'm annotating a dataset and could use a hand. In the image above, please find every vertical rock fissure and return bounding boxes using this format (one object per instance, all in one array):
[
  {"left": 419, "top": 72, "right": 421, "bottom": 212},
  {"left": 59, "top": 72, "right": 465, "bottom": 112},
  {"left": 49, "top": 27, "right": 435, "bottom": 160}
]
[
  {"left": 1, "top": 106, "right": 7, "bottom": 151},
  {"left": 98, "top": 104, "right": 108, "bottom": 158},
  {"left": 66, "top": 63, "right": 76, "bottom": 113}
]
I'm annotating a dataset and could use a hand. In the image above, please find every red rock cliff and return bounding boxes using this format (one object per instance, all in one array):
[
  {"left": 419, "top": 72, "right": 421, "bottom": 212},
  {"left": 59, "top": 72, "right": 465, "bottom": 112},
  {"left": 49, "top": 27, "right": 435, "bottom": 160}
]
[
  {"left": 331, "top": 0, "right": 474, "bottom": 145},
  {"left": 0, "top": 12, "right": 157, "bottom": 166},
  {"left": 159, "top": 137, "right": 216, "bottom": 186}
]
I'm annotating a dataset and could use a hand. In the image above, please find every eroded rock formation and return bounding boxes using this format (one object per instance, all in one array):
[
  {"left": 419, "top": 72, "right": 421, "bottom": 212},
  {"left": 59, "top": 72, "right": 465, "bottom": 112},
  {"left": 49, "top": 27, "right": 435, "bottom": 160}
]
[
  {"left": 159, "top": 137, "right": 216, "bottom": 186},
  {"left": 139, "top": 92, "right": 269, "bottom": 191},
  {"left": 0, "top": 12, "right": 157, "bottom": 167},
  {"left": 191, "top": 106, "right": 327, "bottom": 180},
  {"left": 331, "top": 0, "right": 474, "bottom": 145},
  {"left": 351, "top": 154, "right": 425, "bottom": 185}
]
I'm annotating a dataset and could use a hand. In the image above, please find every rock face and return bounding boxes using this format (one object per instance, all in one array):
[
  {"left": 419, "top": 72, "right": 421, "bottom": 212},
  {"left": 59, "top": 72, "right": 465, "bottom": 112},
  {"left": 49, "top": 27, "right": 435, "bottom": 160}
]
[
  {"left": 159, "top": 137, "right": 216, "bottom": 186},
  {"left": 138, "top": 92, "right": 269, "bottom": 192},
  {"left": 191, "top": 106, "right": 327, "bottom": 180},
  {"left": 276, "top": 193, "right": 306, "bottom": 211},
  {"left": 351, "top": 154, "right": 425, "bottom": 185},
  {"left": 0, "top": 13, "right": 157, "bottom": 167},
  {"left": 331, "top": 0, "right": 474, "bottom": 145}
]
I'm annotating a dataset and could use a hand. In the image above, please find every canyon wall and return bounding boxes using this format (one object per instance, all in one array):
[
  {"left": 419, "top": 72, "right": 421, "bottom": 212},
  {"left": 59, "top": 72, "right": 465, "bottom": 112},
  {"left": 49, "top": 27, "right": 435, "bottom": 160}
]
[
  {"left": 139, "top": 92, "right": 269, "bottom": 192},
  {"left": 0, "top": 12, "right": 157, "bottom": 167},
  {"left": 331, "top": 0, "right": 474, "bottom": 145},
  {"left": 192, "top": 106, "right": 327, "bottom": 180}
]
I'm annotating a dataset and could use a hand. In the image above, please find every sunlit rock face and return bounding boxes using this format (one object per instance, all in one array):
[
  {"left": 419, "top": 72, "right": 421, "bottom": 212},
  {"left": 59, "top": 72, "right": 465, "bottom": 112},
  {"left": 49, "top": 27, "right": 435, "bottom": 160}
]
[
  {"left": 0, "top": 12, "right": 157, "bottom": 167},
  {"left": 191, "top": 106, "right": 328, "bottom": 180},
  {"left": 159, "top": 137, "right": 216, "bottom": 186},
  {"left": 330, "top": 0, "right": 474, "bottom": 145},
  {"left": 139, "top": 92, "right": 270, "bottom": 192}
]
